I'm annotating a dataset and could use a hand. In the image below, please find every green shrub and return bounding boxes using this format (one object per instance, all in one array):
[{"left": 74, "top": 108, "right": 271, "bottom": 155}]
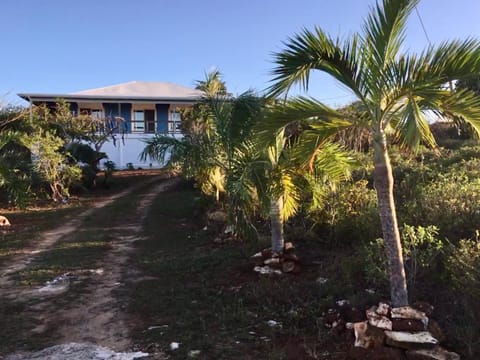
[
  {"left": 102, "top": 160, "right": 116, "bottom": 187},
  {"left": 309, "top": 180, "right": 380, "bottom": 247},
  {"left": 364, "top": 224, "right": 444, "bottom": 296},
  {"left": 413, "top": 173, "right": 480, "bottom": 240},
  {"left": 439, "top": 236, "right": 480, "bottom": 358}
]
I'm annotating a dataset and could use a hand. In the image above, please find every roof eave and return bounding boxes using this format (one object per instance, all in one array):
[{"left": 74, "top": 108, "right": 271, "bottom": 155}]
[{"left": 17, "top": 93, "right": 202, "bottom": 104}]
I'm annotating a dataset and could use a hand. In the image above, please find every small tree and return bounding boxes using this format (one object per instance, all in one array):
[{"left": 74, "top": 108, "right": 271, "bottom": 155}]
[{"left": 23, "top": 130, "right": 81, "bottom": 202}]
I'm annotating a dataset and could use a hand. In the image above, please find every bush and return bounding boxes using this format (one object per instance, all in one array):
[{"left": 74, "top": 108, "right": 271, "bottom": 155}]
[
  {"left": 412, "top": 172, "right": 480, "bottom": 240},
  {"left": 364, "top": 224, "right": 444, "bottom": 296},
  {"left": 308, "top": 180, "right": 380, "bottom": 247},
  {"left": 437, "top": 236, "right": 480, "bottom": 358}
]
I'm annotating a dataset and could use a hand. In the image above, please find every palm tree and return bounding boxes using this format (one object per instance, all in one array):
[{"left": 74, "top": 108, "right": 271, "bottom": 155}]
[
  {"left": 195, "top": 69, "right": 228, "bottom": 96},
  {"left": 141, "top": 72, "right": 266, "bottom": 238},
  {"left": 264, "top": 138, "right": 354, "bottom": 253},
  {"left": 263, "top": 0, "right": 480, "bottom": 306},
  {"left": 252, "top": 121, "right": 355, "bottom": 253}
]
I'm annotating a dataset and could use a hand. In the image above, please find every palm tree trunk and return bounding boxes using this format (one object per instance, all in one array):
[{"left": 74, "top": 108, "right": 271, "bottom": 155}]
[
  {"left": 270, "top": 196, "right": 284, "bottom": 253},
  {"left": 373, "top": 132, "right": 409, "bottom": 307}
]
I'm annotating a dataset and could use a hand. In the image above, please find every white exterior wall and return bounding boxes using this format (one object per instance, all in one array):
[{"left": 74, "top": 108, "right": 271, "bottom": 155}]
[{"left": 99, "top": 133, "right": 182, "bottom": 169}]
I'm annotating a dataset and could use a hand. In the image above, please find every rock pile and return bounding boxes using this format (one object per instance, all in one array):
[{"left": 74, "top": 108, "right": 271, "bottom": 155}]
[
  {"left": 347, "top": 302, "right": 460, "bottom": 360},
  {"left": 251, "top": 242, "right": 301, "bottom": 275}
]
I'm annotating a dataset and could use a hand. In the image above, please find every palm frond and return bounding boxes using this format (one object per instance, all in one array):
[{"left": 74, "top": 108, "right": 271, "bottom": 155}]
[
  {"left": 278, "top": 169, "right": 301, "bottom": 221},
  {"left": 362, "top": 0, "right": 418, "bottom": 67},
  {"left": 139, "top": 135, "right": 186, "bottom": 164},
  {"left": 255, "top": 97, "right": 351, "bottom": 147},
  {"left": 436, "top": 89, "right": 480, "bottom": 136},
  {"left": 391, "top": 96, "right": 436, "bottom": 150},
  {"left": 312, "top": 142, "right": 356, "bottom": 181},
  {"left": 268, "top": 28, "right": 364, "bottom": 99}
]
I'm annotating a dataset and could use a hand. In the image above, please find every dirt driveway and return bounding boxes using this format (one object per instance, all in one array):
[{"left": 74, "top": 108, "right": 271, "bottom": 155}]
[{"left": 0, "top": 175, "right": 178, "bottom": 359}]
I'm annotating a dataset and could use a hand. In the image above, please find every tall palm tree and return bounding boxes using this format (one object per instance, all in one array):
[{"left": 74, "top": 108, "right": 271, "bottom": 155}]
[{"left": 263, "top": 0, "right": 480, "bottom": 306}]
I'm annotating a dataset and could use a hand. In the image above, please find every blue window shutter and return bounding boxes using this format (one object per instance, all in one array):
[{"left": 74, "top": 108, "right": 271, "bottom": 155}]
[
  {"left": 103, "top": 103, "right": 120, "bottom": 134},
  {"left": 120, "top": 103, "right": 132, "bottom": 133},
  {"left": 155, "top": 104, "right": 169, "bottom": 133},
  {"left": 69, "top": 102, "right": 78, "bottom": 115}
]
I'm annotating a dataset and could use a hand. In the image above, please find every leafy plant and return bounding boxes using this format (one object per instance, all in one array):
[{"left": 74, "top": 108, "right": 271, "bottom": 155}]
[
  {"left": 103, "top": 160, "right": 116, "bottom": 186},
  {"left": 23, "top": 131, "right": 82, "bottom": 202},
  {"left": 365, "top": 224, "right": 444, "bottom": 298}
]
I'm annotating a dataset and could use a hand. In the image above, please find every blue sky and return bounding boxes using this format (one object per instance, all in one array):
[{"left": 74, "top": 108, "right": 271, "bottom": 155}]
[{"left": 1, "top": 0, "right": 480, "bottom": 107}]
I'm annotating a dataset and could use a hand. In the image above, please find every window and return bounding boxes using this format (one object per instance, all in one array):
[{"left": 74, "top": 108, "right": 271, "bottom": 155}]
[
  {"left": 80, "top": 108, "right": 103, "bottom": 118},
  {"left": 132, "top": 109, "right": 155, "bottom": 133},
  {"left": 91, "top": 110, "right": 102, "bottom": 119},
  {"left": 168, "top": 110, "right": 181, "bottom": 134},
  {"left": 132, "top": 110, "right": 145, "bottom": 132}
]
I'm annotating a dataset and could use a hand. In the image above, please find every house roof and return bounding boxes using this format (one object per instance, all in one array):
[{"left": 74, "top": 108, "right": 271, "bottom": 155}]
[{"left": 18, "top": 81, "right": 204, "bottom": 104}]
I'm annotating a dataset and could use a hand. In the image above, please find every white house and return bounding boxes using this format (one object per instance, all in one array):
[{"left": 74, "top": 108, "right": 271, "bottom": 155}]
[{"left": 18, "top": 81, "right": 203, "bottom": 168}]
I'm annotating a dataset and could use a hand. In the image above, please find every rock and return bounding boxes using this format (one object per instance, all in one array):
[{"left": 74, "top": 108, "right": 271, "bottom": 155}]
[
  {"left": 366, "top": 307, "right": 392, "bottom": 330},
  {"left": 391, "top": 307, "right": 428, "bottom": 323},
  {"left": 253, "top": 265, "right": 282, "bottom": 276},
  {"left": 264, "top": 257, "right": 280, "bottom": 265},
  {"left": 353, "top": 321, "right": 385, "bottom": 348},
  {"left": 213, "top": 237, "right": 224, "bottom": 244},
  {"left": 264, "top": 258, "right": 280, "bottom": 266},
  {"left": 261, "top": 248, "right": 274, "bottom": 258},
  {"left": 412, "top": 302, "right": 434, "bottom": 317},
  {"left": 283, "top": 252, "right": 299, "bottom": 262},
  {"left": 405, "top": 346, "right": 460, "bottom": 360},
  {"left": 316, "top": 277, "right": 329, "bottom": 285},
  {"left": 284, "top": 242, "right": 295, "bottom": 252},
  {"left": 0, "top": 215, "right": 11, "bottom": 226},
  {"left": 207, "top": 210, "right": 227, "bottom": 222},
  {"left": 250, "top": 252, "right": 265, "bottom": 266},
  {"left": 385, "top": 331, "right": 438, "bottom": 350},
  {"left": 336, "top": 299, "right": 350, "bottom": 307},
  {"left": 376, "top": 302, "right": 390, "bottom": 317},
  {"left": 427, "top": 320, "right": 446, "bottom": 344},
  {"left": 323, "top": 311, "right": 341, "bottom": 329},
  {"left": 188, "top": 350, "right": 201, "bottom": 358},
  {"left": 267, "top": 320, "right": 282, "bottom": 327},
  {"left": 347, "top": 346, "right": 407, "bottom": 360},
  {"left": 392, "top": 318, "right": 426, "bottom": 332},
  {"left": 282, "top": 261, "right": 295, "bottom": 273},
  {"left": 224, "top": 224, "right": 234, "bottom": 234}
]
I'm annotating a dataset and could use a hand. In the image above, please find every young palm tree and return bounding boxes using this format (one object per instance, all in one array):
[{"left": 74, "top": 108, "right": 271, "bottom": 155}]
[
  {"left": 251, "top": 120, "right": 355, "bottom": 253},
  {"left": 141, "top": 72, "right": 265, "bottom": 237},
  {"left": 263, "top": 137, "right": 354, "bottom": 253},
  {"left": 263, "top": 0, "right": 480, "bottom": 306}
]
